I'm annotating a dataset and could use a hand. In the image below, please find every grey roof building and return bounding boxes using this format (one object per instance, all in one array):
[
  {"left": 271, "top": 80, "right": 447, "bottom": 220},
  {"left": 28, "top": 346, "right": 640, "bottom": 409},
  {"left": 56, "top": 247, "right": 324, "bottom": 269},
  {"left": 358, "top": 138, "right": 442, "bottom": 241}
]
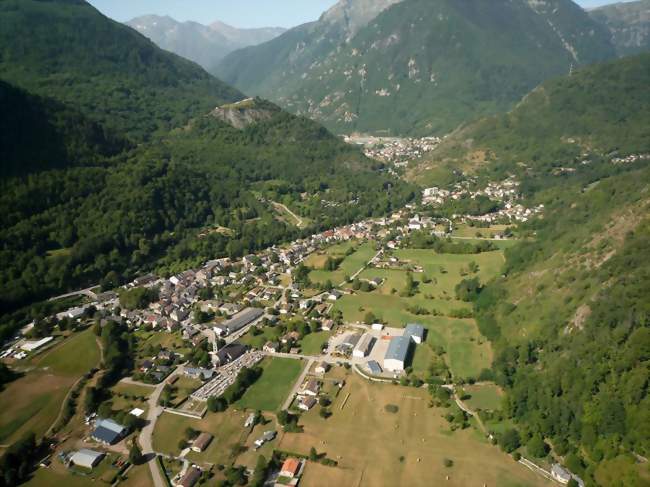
[
  {"left": 214, "top": 307, "right": 263, "bottom": 336},
  {"left": 404, "top": 323, "right": 425, "bottom": 344},
  {"left": 70, "top": 449, "right": 104, "bottom": 469},
  {"left": 383, "top": 335, "right": 412, "bottom": 372},
  {"left": 353, "top": 334, "right": 374, "bottom": 358},
  {"left": 215, "top": 343, "right": 247, "bottom": 365},
  {"left": 91, "top": 418, "right": 127, "bottom": 445}
]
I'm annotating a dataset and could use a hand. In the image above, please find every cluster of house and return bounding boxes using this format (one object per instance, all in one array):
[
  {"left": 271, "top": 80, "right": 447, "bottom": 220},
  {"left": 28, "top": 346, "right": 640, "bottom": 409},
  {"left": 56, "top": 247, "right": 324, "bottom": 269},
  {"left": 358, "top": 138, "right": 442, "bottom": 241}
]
[
  {"left": 421, "top": 177, "right": 544, "bottom": 223},
  {"left": 344, "top": 135, "right": 441, "bottom": 167},
  {"left": 611, "top": 153, "right": 650, "bottom": 165}
]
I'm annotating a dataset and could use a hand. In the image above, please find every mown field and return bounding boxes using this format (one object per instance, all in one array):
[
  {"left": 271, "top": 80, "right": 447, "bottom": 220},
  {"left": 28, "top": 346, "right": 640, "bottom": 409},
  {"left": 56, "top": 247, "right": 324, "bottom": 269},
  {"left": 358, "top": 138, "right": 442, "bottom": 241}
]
[
  {"left": 153, "top": 409, "right": 250, "bottom": 465},
  {"left": 0, "top": 329, "right": 100, "bottom": 443},
  {"left": 280, "top": 375, "right": 552, "bottom": 487},
  {"left": 236, "top": 357, "right": 304, "bottom": 411},
  {"left": 464, "top": 384, "right": 504, "bottom": 412},
  {"left": 308, "top": 241, "right": 376, "bottom": 285}
]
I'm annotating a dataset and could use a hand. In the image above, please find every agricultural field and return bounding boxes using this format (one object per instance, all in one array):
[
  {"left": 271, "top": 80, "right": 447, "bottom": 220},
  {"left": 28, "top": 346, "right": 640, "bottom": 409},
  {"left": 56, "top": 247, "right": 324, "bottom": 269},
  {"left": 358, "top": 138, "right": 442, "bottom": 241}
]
[
  {"left": 235, "top": 357, "right": 304, "bottom": 411},
  {"left": 279, "top": 375, "right": 552, "bottom": 487},
  {"left": 153, "top": 409, "right": 250, "bottom": 465},
  {"left": 0, "top": 329, "right": 100, "bottom": 443},
  {"left": 308, "top": 241, "right": 376, "bottom": 285},
  {"left": 451, "top": 224, "right": 510, "bottom": 238}
]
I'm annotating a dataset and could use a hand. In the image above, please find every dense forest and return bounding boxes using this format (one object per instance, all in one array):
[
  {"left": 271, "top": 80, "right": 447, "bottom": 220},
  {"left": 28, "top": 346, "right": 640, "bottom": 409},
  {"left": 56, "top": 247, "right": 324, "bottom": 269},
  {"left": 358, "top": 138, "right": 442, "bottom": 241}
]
[{"left": 0, "top": 0, "right": 415, "bottom": 338}]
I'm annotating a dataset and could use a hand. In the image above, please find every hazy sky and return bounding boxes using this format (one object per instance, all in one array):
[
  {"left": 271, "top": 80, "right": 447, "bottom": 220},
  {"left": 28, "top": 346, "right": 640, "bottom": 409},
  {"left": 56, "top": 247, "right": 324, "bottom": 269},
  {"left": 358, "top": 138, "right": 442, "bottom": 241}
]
[{"left": 88, "top": 0, "right": 632, "bottom": 29}]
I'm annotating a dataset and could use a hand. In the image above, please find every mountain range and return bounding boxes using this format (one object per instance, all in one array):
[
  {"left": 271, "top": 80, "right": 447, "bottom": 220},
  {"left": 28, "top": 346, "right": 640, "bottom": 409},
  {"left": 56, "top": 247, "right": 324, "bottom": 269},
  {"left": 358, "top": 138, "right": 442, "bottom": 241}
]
[
  {"left": 214, "top": 0, "right": 617, "bottom": 136},
  {"left": 589, "top": 0, "right": 650, "bottom": 55},
  {"left": 0, "top": 0, "right": 413, "bottom": 319},
  {"left": 125, "top": 15, "right": 286, "bottom": 72}
]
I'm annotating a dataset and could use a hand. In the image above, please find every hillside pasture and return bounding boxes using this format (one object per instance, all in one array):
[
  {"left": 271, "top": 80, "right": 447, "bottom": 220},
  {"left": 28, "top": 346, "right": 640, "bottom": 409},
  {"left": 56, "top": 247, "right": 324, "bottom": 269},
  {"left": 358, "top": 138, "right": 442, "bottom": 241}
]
[{"left": 0, "top": 329, "right": 100, "bottom": 443}]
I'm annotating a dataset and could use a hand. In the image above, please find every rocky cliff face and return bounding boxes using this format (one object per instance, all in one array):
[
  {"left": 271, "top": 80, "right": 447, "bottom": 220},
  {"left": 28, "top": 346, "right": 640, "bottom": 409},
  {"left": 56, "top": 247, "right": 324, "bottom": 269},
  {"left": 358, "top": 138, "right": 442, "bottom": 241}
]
[{"left": 211, "top": 98, "right": 276, "bottom": 129}]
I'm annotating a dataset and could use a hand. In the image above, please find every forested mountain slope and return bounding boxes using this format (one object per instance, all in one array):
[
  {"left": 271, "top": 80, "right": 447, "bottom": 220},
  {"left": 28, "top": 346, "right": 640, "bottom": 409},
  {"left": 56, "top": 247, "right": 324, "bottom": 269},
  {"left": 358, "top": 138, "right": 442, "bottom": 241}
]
[
  {"left": 589, "top": 0, "right": 650, "bottom": 56},
  {"left": 0, "top": 1, "right": 415, "bottom": 330},
  {"left": 0, "top": 80, "right": 127, "bottom": 179},
  {"left": 418, "top": 54, "right": 650, "bottom": 485},
  {"left": 216, "top": 0, "right": 615, "bottom": 135},
  {"left": 0, "top": 0, "right": 242, "bottom": 140},
  {"left": 125, "top": 15, "right": 285, "bottom": 72}
]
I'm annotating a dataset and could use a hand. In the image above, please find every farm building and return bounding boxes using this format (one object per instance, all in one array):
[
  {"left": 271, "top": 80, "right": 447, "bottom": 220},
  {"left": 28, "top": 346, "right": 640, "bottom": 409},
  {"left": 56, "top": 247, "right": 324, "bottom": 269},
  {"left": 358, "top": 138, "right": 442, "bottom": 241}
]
[
  {"left": 353, "top": 334, "right": 374, "bottom": 358},
  {"left": 20, "top": 336, "right": 54, "bottom": 352},
  {"left": 383, "top": 336, "right": 412, "bottom": 372},
  {"left": 302, "top": 379, "right": 320, "bottom": 397},
  {"left": 315, "top": 361, "right": 329, "bottom": 374},
  {"left": 175, "top": 466, "right": 202, "bottom": 487},
  {"left": 280, "top": 457, "right": 302, "bottom": 478},
  {"left": 70, "top": 449, "right": 104, "bottom": 469},
  {"left": 91, "top": 419, "right": 127, "bottom": 445},
  {"left": 213, "top": 307, "right": 263, "bottom": 336},
  {"left": 298, "top": 396, "right": 317, "bottom": 411},
  {"left": 404, "top": 323, "right": 425, "bottom": 344},
  {"left": 192, "top": 432, "right": 213, "bottom": 453}
]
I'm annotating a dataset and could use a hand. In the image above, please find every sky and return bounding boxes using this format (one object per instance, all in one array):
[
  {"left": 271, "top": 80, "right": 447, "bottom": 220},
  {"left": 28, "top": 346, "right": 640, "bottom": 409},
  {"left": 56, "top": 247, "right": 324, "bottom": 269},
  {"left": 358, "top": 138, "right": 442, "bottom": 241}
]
[{"left": 87, "top": 0, "right": 631, "bottom": 29}]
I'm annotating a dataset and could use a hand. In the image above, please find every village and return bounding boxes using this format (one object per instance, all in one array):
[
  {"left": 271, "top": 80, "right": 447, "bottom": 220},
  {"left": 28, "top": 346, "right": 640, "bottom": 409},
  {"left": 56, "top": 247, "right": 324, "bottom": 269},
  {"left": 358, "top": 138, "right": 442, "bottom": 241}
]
[
  {"left": 0, "top": 191, "right": 584, "bottom": 487},
  {"left": 343, "top": 134, "right": 442, "bottom": 167}
]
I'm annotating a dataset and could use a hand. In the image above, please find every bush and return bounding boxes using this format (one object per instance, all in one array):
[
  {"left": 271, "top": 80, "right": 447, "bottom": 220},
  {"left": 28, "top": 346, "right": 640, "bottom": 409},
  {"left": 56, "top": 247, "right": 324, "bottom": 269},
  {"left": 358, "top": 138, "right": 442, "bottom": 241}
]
[
  {"left": 384, "top": 404, "right": 399, "bottom": 414},
  {"left": 443, "top": 458, "right": 453, "bottom": 467}
]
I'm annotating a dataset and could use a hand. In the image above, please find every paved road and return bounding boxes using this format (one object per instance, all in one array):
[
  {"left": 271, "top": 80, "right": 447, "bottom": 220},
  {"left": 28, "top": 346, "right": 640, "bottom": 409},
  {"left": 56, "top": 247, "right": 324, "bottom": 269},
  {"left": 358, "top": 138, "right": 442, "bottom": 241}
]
[{"left": 138, "top": 365, "right": 185, "bottom": 487}]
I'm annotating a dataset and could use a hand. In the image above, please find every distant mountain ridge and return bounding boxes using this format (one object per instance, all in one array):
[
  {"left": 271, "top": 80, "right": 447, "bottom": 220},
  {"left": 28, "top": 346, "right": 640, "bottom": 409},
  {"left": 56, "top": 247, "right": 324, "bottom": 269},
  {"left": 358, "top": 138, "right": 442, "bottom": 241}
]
[
  {"left": 126, "top": 15, "right": 285, "bottom": 72},
  {"left": 215, "top": 0, "right": 616, "bottom": 136},
  {"left": 589, "top": 0, "right": 650, "bottom": 55}
]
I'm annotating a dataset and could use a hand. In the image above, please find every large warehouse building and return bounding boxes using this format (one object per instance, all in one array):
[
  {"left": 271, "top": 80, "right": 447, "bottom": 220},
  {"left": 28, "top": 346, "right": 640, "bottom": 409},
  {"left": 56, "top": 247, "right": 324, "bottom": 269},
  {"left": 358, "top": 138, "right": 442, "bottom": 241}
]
[
  {"left": 383, "top": 335, "right": 412, "bottom": 372},
  {"left": 213, "top": 307, "right": 263, "bottom": 336}
]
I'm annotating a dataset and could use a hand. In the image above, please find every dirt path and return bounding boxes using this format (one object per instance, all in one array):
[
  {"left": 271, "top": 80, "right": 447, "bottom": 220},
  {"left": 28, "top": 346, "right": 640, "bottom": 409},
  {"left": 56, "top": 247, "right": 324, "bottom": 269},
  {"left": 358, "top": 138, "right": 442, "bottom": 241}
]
[{"left": 272, "top": 201, "right": 304, "bottom": 227}]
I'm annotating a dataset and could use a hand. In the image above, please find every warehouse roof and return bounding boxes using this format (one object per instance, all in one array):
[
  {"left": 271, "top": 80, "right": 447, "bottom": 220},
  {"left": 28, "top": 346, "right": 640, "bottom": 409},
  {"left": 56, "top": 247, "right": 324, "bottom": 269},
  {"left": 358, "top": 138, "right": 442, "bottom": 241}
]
[
  {"left": 70, "top": 449, "right": 104, "bottom": 469},
  {"left": 385, "top": 335, "right": 411, "bottom": 362},
  {"left": 217, "top": 307, "right": 263, "bottom": 334},
  {"left": 354, "top": 334, "right": 374, "bottom": 354}
]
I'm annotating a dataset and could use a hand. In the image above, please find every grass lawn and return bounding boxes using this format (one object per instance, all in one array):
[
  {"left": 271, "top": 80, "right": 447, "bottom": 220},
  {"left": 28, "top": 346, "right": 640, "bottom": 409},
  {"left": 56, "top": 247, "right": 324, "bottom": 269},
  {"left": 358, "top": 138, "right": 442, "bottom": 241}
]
[
  {"left": 239, "top": 327, "right": 282, "bottom": 350},
  {"left": 135, "top": 330, "right": 186, "bottom": 358},
  {"left": 0, "top": 329, "right": 100, "bottom": 443},
  {"left": 464, "top": 384, "right": 504, "bottom": 411},
  {"left": 281, "top": 375, "right": 552, "bottom": 487},
  {"left": 154, "top": 409, "right": 248, "bottom": 465},
  {"left": 236, "top": 357, "right": 304, "bottom": 411},
  {"left": 299, "top": 331, "right": 331, "bottom": 356}
]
